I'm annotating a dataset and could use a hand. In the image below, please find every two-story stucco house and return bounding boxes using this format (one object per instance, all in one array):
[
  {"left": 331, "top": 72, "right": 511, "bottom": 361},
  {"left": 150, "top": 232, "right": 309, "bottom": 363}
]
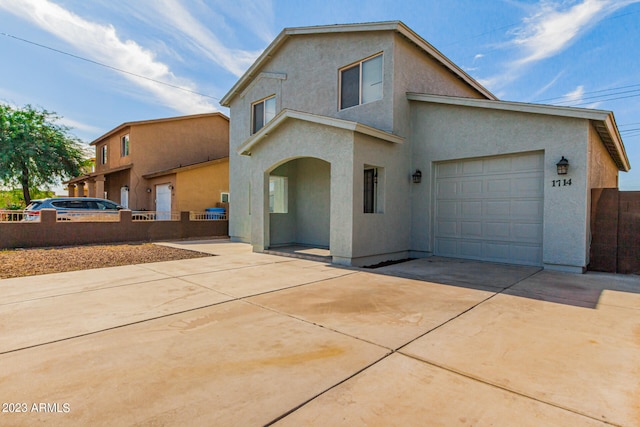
[
  {"left": 67, "top": 113, "right": 229, "bottom": 213},
  {"left": 220, "top": 21, "right": 629, "bottom": 273}
]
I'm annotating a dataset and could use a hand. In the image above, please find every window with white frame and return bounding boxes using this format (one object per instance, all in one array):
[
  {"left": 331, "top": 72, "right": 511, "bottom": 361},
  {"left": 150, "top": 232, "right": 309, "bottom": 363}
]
[
  {"left": 252, "top": 96, "right": 276, "bottom": 134},
  {"left": 100, "top": 145, "right": 107, "bottom": 165},
  {"left": 121, "top": 134, "right": 130, "bottom": 157},
  {"left": 269, "top": 176, "right": 288, "bottom": 213},
  {"left": 340, "top": 54, "right": 383, "bottom": 110}
]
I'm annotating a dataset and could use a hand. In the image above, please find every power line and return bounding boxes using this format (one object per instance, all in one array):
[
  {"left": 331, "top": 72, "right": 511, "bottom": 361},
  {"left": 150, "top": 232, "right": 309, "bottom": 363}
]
[
  {"left": 0, "top": 32, "right": 220, "bottom": 101},
  {"left": 535, "top": 83, "right": 640, "bottom": 103}
]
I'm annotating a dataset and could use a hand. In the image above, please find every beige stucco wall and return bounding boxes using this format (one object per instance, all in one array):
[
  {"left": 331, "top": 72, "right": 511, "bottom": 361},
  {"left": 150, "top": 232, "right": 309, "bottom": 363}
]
[
  {"left": 175, "top": 159, "right": 229, "bottom": 212},
  {"left": 228, "top": 30, "right": 486, "bottom": 252},
  {"left": 246, "top": 119, "right": 356, "bottom": 261},
  {"left": 410, "top": 101, "right": 592, "bottom": 271}
]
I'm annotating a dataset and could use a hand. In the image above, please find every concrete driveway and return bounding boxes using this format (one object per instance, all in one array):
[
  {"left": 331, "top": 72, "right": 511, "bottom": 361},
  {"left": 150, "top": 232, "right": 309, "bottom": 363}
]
[{"left": 0, "top": 240, "right": 638, "bottom": 426}]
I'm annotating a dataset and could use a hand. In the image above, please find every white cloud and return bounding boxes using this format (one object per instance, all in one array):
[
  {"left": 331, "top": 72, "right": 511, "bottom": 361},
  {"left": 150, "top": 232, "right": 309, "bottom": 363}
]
[
  {"left": 0, "top": 0, "right": 217, "bottom": 115},
  {"left": 563, "top": 85, "right": 585, "bottom": 103},
  {"left": 512, "top": 0, "right": 640, "bottom": 65},
  {"left": 149, "top": 0, "right": 263, "bottom": 77},
  {"left": 474, "top": 53, "right": 485, "bottom": 61}
]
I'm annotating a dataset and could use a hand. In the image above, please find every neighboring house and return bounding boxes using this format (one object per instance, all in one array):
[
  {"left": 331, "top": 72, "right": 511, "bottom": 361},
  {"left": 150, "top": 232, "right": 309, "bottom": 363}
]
[
  {"left": 220, "top": 21, "right": 630, "bottom": 273},
  {"left": 67, "top": 113, "right": 229, "bottom": 212}
]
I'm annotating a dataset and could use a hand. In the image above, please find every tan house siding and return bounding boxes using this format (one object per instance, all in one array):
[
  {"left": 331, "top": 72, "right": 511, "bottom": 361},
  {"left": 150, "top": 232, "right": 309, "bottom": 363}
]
[
  {"left": 176, "top": 159, "right": 229, "bottom": 212},
  {"left": 70, "top": 113, "right": 229, "bottom": 211},
  {"left": 588, "top": 123, "right": 618, "bottom": 189}
]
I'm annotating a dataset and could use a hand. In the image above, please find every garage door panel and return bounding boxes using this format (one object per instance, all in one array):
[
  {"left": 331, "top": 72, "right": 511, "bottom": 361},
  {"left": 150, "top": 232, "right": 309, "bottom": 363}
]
[
  {"left": 484, "top": 200, "right": 511, "bottom": 216},
  {"left": 435, "top": 153, "right": 543, "bottom": 266},
  {"left": 461, "top": 180, "right": 483, "bottom": 195},
  {"left": 513, "top": 223, "right": 542, "bottom": 241},
  {"left": 485, "top": 222, "right": 511, "bottom": 239},
  {"left": 462, "top": 160, "right": 483, "bottom": 175},
  {"left": 435, "top": 238, "right": 458, "bottom": 256},
  {"left": 459, "top": 241, "right": 482, "bottom": 257},
  {"left": 487, "top": 179, "right": 511, "bottom": 194},
  {"left": 460, "top": 221, "right": 482, "bottom": 238},
  {"left": 484, "top": 242, "right": 511, "bottom": 260},
  {"left": 437, "top": 220, "right": 457, "bottom": 237},
  {"left": 512, "top": 200, "right": 543, "bottom": 217},
  {"left": 437, "top": 200, "right": 458, "bottom": 216},
  {"left": 462, "top": 201, "right": 482, "bottom": 217},
  {"left": 437, "top": 180, "right": 458, "bottom": 196}
]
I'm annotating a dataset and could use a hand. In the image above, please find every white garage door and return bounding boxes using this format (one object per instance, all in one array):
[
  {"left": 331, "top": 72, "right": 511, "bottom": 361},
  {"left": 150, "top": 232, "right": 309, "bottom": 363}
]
[{"left": 434, "top": 152, "right": 544, "bottom": 266}]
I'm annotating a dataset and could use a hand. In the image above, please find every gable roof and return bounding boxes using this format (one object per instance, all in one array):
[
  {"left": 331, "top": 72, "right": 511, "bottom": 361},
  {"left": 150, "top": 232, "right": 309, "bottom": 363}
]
[
  {"left": 237, "top": 109, "right": 404, "bottom": 156},
  {"left": 220, "top": 21, "right": 496, "bottom": 107},
  {"left": 89, "top": 112, "right": 228, "bottom": 146},
  {"left": 407, "top": 93, "right": 630, "bottom": 171}
]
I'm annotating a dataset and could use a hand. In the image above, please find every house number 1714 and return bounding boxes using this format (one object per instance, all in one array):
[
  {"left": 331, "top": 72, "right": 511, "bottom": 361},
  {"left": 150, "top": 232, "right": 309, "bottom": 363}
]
[{"left": 552, "top": 179, "right": 572, "bottom": 187}]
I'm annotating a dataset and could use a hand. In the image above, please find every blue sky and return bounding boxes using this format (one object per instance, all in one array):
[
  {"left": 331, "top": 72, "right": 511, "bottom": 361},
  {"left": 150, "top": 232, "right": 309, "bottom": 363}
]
[{"left": 1, "top": 0, "right": 639, "bottom": 189}]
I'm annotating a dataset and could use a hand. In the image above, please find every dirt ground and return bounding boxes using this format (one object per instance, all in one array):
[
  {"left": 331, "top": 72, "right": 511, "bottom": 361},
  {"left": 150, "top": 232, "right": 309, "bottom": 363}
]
[{"left": 0, "top": 243, "right": 213, "bottom": 279}]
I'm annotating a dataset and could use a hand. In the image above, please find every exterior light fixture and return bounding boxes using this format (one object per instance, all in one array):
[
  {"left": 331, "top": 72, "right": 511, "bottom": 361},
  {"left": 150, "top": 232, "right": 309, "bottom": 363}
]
[
  {"left": 556, "top": 157, "right": 569, "bottom": 175},
  {"left": 146, "top": 188, "right": 152, "bottom": 193},
  {"left": 123, "top": 185, "right": 129, "bottom": 191},
  {"left": 412, "top": 170, "right": 422, "bottom": 184}
]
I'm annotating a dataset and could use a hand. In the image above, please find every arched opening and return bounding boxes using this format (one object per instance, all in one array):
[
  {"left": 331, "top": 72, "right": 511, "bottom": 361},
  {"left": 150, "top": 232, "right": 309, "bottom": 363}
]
[{"left": 268, "top": 157, "right": 331, "bottom": 252}]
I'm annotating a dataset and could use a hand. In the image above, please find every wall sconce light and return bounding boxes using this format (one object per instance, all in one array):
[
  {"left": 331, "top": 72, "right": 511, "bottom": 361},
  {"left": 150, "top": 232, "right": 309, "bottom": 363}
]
[
  {"left": 556, "top": 157, "right": 569, "bottom": 175},
  {"left": 123, "top": 185, "right": 129, "bottom": 191},
  {"left": 168, "top": 185, "right": 174, "bottom": 190},
  {"left": 412, "top": 170, "right": 422, "bottom": 183},
  {"left": 146, "top": 188, "right": 152, "bottom": 193}
]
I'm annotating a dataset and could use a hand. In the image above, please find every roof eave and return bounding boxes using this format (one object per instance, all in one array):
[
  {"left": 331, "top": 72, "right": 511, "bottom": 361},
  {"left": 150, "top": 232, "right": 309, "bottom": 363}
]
[
  {"left": 407, "top": 93, "right": 630, "bottom": 172},
  {"left": 220, "top": 21, "right": 496, "bottom": 107},
  {"left": 237, "top": 109, "right": 403, "bottom": 155}
]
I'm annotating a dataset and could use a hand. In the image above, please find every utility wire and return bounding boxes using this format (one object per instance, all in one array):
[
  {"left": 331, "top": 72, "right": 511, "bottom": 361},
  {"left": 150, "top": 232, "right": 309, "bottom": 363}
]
[
  {"left": 0, "top": 32, "right": 220, "bottom": 101},
  {"left": 535, "top": 84, "right": 640, "bottom": 103}
]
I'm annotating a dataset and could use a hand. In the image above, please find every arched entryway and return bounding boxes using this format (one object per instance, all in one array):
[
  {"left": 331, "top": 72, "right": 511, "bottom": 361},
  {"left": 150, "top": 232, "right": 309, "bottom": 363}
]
[{"left": 268, "top": 157, "right": 331, "bottom": 251}]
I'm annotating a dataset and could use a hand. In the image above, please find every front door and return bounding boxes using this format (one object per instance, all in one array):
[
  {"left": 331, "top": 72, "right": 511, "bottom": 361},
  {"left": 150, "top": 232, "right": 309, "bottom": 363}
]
[{"left": 155, "top": 184, "right": 172, "bottom": 220}]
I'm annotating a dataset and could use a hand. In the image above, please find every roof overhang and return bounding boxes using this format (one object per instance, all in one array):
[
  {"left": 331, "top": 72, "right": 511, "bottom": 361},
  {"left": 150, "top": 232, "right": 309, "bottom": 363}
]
[
  {"left": 90, "top": 112, "right": 229, "bottom": 146},
  {"left": 407, "top": 93, "right": 630, "bottom": 172},
  {"left": 64, "top": 164, "right": 133, "bottom": 184},
  {"left": 143, "top": 157, "right": 229, "bottom": 179},
  {"left": 220, "top": 21, "right": 495, "bottom": 107},
  {"left": 237, "top": 109, "right": 404, "bottom": 156}
]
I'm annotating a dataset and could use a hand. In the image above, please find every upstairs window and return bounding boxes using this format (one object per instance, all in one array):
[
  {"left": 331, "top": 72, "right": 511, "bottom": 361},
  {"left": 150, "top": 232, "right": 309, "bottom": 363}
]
[
  {"left": 121, "top": 134, "right": 130, "bottom": 157},
  {"left": 340, "top": 54, "right": 383, "bottom": 110},
  {"left": 252, "top": 96, "right": 276, "bottom": 134},
  {"left": 100, "top": 145, "right": 107, "bottom": 165}
]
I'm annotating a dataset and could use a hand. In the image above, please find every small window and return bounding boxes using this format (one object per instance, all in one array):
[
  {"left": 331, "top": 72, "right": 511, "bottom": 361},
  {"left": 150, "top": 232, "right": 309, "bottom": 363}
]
[
  {"left": 100, "top": 145, "right": 107, "bottom": 165},
  {"left": 269, "top": 176, "right": 288, "bottom": 213},
  {"left": 364, "top": 166, "right": 384, "bottom": 214},
  {"left": 121, "top": 134, "right": 130, "bottom": 157},
  {"left": 364, "top": 168, "right": 377, "bottom": 213},
  {"left": 252, "top": 96, "right": 276, "bottom": 134},
  {"left": 221, "top": 192, "right": 230, "bottom": 203},
  {"left": 340, "top": 54, "right": 383, "bottom": 110}
]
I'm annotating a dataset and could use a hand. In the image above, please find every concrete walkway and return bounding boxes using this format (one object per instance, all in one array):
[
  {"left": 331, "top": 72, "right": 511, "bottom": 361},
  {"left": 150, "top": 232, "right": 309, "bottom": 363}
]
[{"left": 0, "top": 240, "right": 638, "bottom": 426}]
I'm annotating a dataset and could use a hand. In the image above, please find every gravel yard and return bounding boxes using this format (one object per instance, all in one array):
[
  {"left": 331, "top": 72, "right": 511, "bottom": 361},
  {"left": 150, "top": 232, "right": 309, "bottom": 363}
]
[{"left": 0, "top": 243, "right": 213, "bottom": 279}]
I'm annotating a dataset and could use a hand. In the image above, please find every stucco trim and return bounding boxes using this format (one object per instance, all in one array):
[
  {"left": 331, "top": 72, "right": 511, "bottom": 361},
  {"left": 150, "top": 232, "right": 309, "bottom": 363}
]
[
  {"left": 408, "top": 93, "right": 631, "bottom": 171},
  {"left": 89, "top": 112, "right": 229, "bottom": 146},
  {"left": 65, "top": 164, "right": 133, "bottom": 184},
  {"left": 237, "top": 109, "right": 404, "bottom": 156},
  {"left": 220, "top": 21, "right": 495, "bottom": 106}
]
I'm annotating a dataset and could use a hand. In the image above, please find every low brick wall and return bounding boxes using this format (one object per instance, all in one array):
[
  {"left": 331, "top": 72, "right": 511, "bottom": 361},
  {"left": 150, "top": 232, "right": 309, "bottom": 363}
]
[
  {"left": 0, "top": 209, "right": 228, "bottom": 249},
  {"left": 590, "top": 188, "right": 640, "bottom": 274}
]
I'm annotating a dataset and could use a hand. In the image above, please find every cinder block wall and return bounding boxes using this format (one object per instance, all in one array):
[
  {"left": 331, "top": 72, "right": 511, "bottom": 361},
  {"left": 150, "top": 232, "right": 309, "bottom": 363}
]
[{"left": 0, "top": 210, "right": 228, "bottom": 249}]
